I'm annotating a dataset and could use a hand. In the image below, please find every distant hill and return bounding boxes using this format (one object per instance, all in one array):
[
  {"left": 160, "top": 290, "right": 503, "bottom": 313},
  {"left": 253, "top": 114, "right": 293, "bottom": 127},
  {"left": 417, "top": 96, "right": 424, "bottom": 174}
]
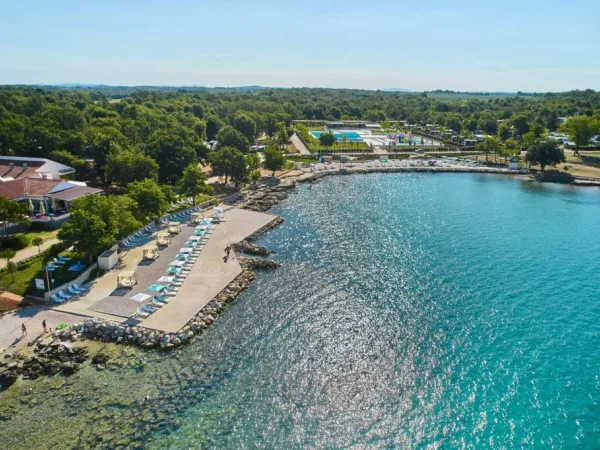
[
  {"left": 382, "top": 88, "right": 412, "bottom": 92},
  {"left": 49, "top": 84, "right": 265, "bottom": 92}
]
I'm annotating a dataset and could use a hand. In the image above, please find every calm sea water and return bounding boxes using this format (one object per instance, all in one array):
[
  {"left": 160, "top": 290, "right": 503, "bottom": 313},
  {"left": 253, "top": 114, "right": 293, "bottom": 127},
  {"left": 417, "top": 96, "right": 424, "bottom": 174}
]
[
  {"left": 150, "top": 173, "right": 600, "bottom": 448},
  {"left": 2, "top": 173, "right": 600, "bottom": 448}
]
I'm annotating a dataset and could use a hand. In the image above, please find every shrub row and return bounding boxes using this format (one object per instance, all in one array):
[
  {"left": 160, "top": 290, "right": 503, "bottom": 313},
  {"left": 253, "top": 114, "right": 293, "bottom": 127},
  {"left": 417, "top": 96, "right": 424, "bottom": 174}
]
[{"left": 0, "top": 235, "right": 30, "bottom": 251}]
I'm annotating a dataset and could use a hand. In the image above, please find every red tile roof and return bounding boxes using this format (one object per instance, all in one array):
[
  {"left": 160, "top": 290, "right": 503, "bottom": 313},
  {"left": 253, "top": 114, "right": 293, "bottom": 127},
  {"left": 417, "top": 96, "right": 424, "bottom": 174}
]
[
  {"left": 0, "top": 178, "right": 62, "bottom": 200},
  {"left": 0, "top": 160, "right": 44, "bottom": 180}
]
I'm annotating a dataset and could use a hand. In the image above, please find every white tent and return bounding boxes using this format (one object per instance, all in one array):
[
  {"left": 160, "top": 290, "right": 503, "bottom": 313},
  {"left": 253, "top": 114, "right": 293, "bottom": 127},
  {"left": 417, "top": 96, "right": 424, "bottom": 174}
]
[{"left": 117, "top": 270, "right": 137, "bottom": 288}]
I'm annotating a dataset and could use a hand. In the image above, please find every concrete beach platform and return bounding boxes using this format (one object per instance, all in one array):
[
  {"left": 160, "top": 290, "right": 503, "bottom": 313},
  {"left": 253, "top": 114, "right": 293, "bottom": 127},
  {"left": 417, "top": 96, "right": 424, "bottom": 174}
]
[{"left": 54, "top": 207, "right": 277, "bottom": 332}]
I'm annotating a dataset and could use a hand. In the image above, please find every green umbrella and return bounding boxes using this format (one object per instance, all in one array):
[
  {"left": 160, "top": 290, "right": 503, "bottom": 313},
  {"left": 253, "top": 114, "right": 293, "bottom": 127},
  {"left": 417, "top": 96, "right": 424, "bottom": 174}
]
[
  {"left": 39, "top": 201, "right": 46, "bottom": 216},
  {"left": 27, "top": 199, "right": 34, "bottom": 214}
]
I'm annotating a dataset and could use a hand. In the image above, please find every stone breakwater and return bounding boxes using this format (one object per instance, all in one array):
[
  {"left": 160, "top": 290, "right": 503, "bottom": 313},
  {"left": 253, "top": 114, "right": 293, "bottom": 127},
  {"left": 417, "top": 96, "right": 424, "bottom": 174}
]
[{"left": 299, "top": 166, "right": 530, "bottom": 182}]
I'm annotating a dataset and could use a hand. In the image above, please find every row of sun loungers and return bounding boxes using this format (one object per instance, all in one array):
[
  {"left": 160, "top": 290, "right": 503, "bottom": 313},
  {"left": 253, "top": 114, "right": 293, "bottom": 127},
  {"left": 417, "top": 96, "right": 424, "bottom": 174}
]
[
  {"left": 49, "top": 283, "right": 91, "bottom": 304},
  {"left": 133, "top": 221, "right": 215, "bottom": 320},
  {"left": 46, "top": 255, "right": 72, "bottom": 270}
]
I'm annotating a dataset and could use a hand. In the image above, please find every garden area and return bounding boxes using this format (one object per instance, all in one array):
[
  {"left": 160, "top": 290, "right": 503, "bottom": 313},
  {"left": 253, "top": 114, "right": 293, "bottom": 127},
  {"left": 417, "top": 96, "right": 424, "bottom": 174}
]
[
  {"left": 0, "top": 250, "right": 87, "bottom": 297},
  {"left": 0, "top": 229, "right": 59, "bottom": 252}
]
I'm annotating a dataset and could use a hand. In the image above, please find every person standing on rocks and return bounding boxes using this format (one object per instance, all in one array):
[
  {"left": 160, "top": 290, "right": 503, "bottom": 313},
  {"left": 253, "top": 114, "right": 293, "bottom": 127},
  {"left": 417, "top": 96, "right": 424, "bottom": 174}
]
[
  {"left": 42, "top": 320, "right": 47, "bottom": 333},
  {"left": 21, "top": 323, "right": 27, "bottom": 336},
  {"left": 224, "top": 245, "right": 231, "bottom": 262}
]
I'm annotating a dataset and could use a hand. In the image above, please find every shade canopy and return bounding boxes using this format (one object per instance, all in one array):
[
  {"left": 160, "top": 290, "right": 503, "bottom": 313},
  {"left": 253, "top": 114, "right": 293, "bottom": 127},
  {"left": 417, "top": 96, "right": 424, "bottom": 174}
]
[
  {"left": 157, "top": 276, "right": 174, "bottom": 283},
  {"left": 117, "top": 271, "right": 137, "bottom": 288},
  {"left": 156, "top": 232, "right": 171, "bottom": 246},
  {"left": 142, "top": 244, "right": 160, "bottom": 260},
  {"left": 169, "top": 260, "right": 185, "bottom": 267},
  {"left": 179, "top": 248, "right": 193, "bottom": 253},
  {"left": 168, "top": 221, "right": 181, "bottom": 234}
]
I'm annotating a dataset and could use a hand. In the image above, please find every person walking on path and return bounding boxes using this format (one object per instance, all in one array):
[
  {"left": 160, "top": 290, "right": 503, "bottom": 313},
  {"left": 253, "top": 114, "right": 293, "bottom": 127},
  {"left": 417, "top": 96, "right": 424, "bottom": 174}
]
[
  {"left": 21, "top": 323, "right": 27, "bottom": 336},
  {"left": 42, "top": 320, "right": 47, "bottom": 333}
]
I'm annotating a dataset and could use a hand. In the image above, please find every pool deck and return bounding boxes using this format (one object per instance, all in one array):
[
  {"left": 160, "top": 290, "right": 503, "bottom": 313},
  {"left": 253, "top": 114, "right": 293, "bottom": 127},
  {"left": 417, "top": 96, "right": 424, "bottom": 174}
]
[{"left": 54, "top": 207, "right": 278, "bottom": 333}]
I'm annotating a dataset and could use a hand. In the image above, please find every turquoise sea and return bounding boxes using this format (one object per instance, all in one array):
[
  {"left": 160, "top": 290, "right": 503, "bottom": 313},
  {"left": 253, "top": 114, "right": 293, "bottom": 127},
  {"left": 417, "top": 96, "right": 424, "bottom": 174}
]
[{"left": 2, "top": 173, "right": 600, "bottom": 448}]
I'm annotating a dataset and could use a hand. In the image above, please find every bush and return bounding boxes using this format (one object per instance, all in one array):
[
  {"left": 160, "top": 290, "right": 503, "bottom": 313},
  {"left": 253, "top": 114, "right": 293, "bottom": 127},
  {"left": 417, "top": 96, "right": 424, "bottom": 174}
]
[
  {"left": 46, "top": 242, "right": 67, "bottom": 258},
  {"left": 0, "top": 234, "right": 30, "bottom": 250},
  {"left": 210, "top": 199, "right": 219, "bottom": 206}
]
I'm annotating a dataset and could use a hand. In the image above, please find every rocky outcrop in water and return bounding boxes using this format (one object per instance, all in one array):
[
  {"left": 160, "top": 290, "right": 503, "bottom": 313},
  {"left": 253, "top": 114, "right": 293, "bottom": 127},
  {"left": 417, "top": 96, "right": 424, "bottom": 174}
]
[
  {"left": 0, "top": 338, "right": 88, "bottom": 388},
  {"left": 239, "top": 256, "right": 279, "bottom": 270},
  {"left": 233, "top": 239, "right": 273, "bottom": 255},
  {"left": 240, "top": 182, "right": 296, "bottom": 212}
]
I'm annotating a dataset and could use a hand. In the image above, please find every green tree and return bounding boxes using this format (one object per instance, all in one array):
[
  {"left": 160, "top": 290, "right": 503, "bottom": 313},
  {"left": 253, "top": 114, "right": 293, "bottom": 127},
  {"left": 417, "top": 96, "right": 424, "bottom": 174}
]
[
  {"left": 561, "top": 115, "right": 600, "bottom": 147},
  {"left": 209, "top": 147, "right": 246, "bottom": 184},
  {"left": 59, "top": 211, "right": 114, "bottom": 264},
  {"left": 127, "top": 178, "right": 168, "bottom": 220},
  {"left": 250, "top": 170, "right": 262, "bottom": 184},
  {"left": 497, "top": 122, "right": 512, "bottom": 141},
  {"left": 145, "top": 130, "right": 197, "bottom": 184},
  {"left": 6, "top": 261, "right": 17, "bottom": 283},
  {"left": 191, "top": 104, "right": 205, "bottom": 119},
  {"left": 231, "top": 112, "right": 257, "bottom": 142},
  {"left": 476, "top": 138, "right": 500, "bottom": 162},
  {"left": 105, "top": 150, "right": 159, "bottom": 187},
  {"left": 263, "top": 148, "right": 285, "bottom": 176},
  {"left": 511, "top": 114, "right": 530, "bottom": 137},
  {"left": 525, "top": 140, "right": 565, "bottom": 171},
  {"left": 445, "top": 113, "right": 463, "bottom": 132},
  {"left": 69, "top": 194, "right": 140, "bottom": 239},
  {"left": 0, "top": 196, "right": 28, "bottom": 250},
  {"left": 275, "top": 122, "right": 289, "bottom": 147},
  {"left": 178, "top": 163, "right": 209, "bottom": 205},
  {"left": 522, "top": 131, "right": 538, "bottom": 149},
  {"left": 0, "top": 249, "right": 17, "bottom": 282},
  {"left": 319, "top": 132, "right": 337, "bottom": 148},
  {"left": 217, "top": 126, "right": 250, "bottom": 153},
  {"left": 229, "top": 150, "right": 248, "bottom": 187},
  {"left": 503, "top": 138, "right": 520, "bottom": 158},
  {"left": 206, "top": 115, "right": 224, "bottom": 141},
  {"left": 49, "top": 150, "right": 89, "bottom": 180},
  {"left": 246, "top": 153, "right": 261, "bottom": 173},
  {"left": 32, "top": 236, "right": 43, "bottom": 253}
]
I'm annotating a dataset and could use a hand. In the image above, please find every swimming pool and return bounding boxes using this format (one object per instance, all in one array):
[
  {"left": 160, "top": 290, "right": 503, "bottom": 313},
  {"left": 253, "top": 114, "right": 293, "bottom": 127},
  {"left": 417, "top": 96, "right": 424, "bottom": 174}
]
[{"left": 311, "top": 131, "right": 363, "bottom": 142}]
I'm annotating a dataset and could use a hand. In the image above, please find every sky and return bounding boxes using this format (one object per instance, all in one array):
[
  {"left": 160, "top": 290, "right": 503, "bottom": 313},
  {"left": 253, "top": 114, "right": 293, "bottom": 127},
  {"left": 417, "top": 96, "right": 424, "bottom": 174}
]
[{"left": 1, "top": 0, "right": 599, "bottom": 92}]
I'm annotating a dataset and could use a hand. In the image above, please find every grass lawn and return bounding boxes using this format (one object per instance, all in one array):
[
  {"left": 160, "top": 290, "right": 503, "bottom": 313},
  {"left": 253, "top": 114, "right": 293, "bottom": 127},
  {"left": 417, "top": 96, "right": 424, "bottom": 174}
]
[
  {"left": 19, "top": 229, "right": 59, "bottom": 243},
  {"left": 0, "top": 251, "right": 86, "bottom": 297}
]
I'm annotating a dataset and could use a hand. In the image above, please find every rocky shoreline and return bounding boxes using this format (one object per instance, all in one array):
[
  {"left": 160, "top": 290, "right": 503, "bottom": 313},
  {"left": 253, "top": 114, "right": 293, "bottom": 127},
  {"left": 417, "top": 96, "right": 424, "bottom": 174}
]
[
  {"left": 0, "top": 209, "right": 285, "bottom": 388},
  {"left": 0, "top": 338, "right": 88, "bottom": 387},
  {"left": 238, "top": 181, "right": 297, "bottom": 212}
]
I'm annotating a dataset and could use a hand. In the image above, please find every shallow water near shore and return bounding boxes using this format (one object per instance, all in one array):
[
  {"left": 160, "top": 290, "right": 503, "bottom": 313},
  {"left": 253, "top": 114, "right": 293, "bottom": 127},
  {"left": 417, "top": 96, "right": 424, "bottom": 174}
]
[{"left": 2, "top": 173, "right": 600, "bottom": 448}]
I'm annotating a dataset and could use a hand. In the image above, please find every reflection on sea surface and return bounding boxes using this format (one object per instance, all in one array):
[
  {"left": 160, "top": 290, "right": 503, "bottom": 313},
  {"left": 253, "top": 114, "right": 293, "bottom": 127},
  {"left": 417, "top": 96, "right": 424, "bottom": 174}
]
[{"left": 1, "top": 173, "right": 600, "bottom": 449}]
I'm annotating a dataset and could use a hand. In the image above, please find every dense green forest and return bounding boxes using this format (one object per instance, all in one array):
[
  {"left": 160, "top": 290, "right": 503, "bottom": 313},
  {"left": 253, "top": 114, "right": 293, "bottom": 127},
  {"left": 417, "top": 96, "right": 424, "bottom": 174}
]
[{"left": 1, "top": 86, "right": 600, "bottom": 188}]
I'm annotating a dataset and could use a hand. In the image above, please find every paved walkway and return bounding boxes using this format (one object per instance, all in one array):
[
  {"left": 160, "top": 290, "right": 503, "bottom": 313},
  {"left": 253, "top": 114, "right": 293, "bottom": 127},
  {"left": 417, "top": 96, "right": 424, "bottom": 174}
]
[
  {"left": 0, "top": 307, "right": 84, "bottom": 353},
  {"left": 53, "top": 207, "right": 277, "bottom": 332},
  {"left": 290, "top": 133, "right": 310, "bottom": 155},
  {"left": 0, "top": 238, "right": 60, "bottom": 269},
  {"left": 138, "top": 208, "right": 277, "bottom": 332}
]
